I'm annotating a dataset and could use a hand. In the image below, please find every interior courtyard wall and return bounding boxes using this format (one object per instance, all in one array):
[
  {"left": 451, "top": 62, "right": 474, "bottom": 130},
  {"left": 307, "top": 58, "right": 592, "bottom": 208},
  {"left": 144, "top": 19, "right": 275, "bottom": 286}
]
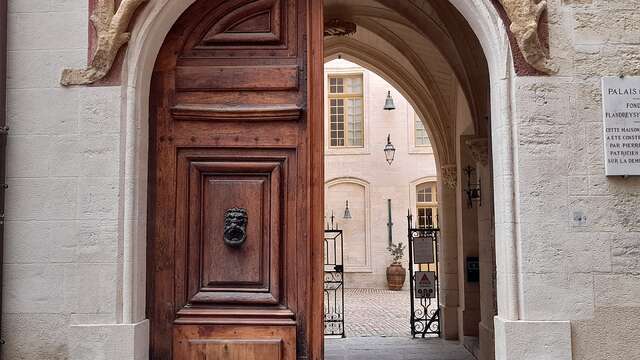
[{"left": 324, "top": 61, "right": 437, "bottom": 289}]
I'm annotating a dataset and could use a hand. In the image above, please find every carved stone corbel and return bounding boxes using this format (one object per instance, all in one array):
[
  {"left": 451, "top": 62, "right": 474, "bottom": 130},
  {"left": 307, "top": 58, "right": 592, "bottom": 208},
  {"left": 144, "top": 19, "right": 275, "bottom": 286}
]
[
  {"left": 440, "top": 165, "right": 457, "bottom": 190},
  {"left": 498, "top": 0, "right": 558, "bottom": 74},
  {"left": 60, "top": 0, "right": 147, "bottom": 86},
  {"left": 465, "top": 138, "right": 489, "bottom": 167}
]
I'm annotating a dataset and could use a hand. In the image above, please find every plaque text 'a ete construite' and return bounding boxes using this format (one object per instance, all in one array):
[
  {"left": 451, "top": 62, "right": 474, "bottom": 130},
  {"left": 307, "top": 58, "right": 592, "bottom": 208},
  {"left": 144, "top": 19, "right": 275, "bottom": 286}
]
[{"left": 602, "top": 76, "right": 640, "bottom": 176}]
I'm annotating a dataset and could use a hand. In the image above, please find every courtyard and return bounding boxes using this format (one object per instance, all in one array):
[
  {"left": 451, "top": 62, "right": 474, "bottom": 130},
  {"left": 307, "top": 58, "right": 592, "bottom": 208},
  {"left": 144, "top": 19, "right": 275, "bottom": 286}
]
[
  {"left": 325, "top": 337, "right": 475, "bottom": 360},
  {"left": 325, "top": 289, "right": 473, "bottom": 360}
]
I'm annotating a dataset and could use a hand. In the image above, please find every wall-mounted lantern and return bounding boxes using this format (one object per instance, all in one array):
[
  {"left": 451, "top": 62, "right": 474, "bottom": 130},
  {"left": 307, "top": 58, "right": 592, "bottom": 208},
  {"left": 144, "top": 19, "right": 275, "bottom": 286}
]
[
  {"left": 343, "top": 200, "right": 352, "bottom": 219},
  {"left": 463, "top": 165, "right": 481, "bottom": 208},
  {"left": 384, "top": 134, "right": 396, "bottom": 165},
  {"left": 383, "top": 90, "right": 396, "bottom": 111}
]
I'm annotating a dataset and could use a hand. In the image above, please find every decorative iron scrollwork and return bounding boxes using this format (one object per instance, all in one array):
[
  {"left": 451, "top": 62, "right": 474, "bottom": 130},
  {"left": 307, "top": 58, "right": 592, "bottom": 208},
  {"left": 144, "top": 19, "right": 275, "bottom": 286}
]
[{"left": 224, "top": 208, "right": 248, "bottom": 248}]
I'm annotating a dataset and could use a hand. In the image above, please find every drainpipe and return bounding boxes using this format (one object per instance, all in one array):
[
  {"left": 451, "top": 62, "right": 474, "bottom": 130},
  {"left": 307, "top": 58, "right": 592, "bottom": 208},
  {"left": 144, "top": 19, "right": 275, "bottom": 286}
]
[
  {"left": 386, "top": 199, "right": 393, "bottom": 246},
  {"left": 0, "top": 0, "right": 7, "bottom": 354}
]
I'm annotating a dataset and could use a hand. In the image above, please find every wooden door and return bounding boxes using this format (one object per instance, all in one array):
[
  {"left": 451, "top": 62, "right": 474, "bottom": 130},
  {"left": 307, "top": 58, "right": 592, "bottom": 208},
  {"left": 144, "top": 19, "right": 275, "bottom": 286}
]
[{"left": 147, "top": 0, "right": 324, "bottom": 359}]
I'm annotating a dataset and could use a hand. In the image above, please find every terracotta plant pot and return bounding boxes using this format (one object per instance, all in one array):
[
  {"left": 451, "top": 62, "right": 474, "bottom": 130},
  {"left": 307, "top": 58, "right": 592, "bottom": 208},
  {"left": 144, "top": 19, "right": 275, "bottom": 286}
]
[{"left": 386, "top": 263, "right": 406, "bottom": 291}]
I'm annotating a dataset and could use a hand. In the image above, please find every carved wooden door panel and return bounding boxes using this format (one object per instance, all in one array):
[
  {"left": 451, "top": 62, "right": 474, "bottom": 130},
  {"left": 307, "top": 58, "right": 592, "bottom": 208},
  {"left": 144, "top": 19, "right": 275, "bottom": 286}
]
[{"left": 148, "top": 0, "right": 324, "bottom": 359}]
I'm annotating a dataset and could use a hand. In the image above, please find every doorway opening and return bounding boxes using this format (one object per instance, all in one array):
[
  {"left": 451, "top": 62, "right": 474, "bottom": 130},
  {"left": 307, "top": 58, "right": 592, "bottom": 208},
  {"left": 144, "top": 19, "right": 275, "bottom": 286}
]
[
  {"left": 323, "top": 58, "right": 438, "bottom": 340},
  {"left": 322, "top": 0, "right": 497, "bottom": 358},
  {"left": 141, "top": 1, "right": 509, "bottom": 359}
]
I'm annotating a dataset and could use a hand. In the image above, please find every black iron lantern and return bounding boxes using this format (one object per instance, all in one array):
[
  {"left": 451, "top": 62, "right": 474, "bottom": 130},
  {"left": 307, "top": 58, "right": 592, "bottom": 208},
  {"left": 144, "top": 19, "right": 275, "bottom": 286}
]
[
  {"left": 383, "top": 90, "right": 396, "bottom": 111},
  {"left": 384, "top": 134, "right": 396, "bottom": 165},
  {"left": 463, "top": 165, "right": 482, "bottom": 208},
  {"left": 343, "top": 200, "right": 352, "bottom": 219}
]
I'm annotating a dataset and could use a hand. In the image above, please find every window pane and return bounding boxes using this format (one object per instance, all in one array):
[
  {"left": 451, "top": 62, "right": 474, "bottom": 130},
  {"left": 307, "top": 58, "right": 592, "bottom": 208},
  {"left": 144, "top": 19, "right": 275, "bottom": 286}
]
[
  {"left": 417, "top": 183, "right": 433, "bottom": 203},
  {"left": 415, "top": 118, "right": 430, "bottom": 146},
  {"left": 347, "top": 76, "right": 362, "bottom": 94},
  {"left": 329, "top": 77, "right": 344, "bottom": 94},
  {"left": 347, "top": 98, "right": 363, "bottom": 146},
  {"left": 330, "top": 99, "right": 345, "bottom": 146},
  {"left": 417, "top": 207, "right": 434, "bottom": 228}
]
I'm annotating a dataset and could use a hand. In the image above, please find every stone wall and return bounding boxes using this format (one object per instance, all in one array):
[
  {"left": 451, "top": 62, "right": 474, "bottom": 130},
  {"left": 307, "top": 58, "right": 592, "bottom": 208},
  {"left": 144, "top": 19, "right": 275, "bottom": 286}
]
[
  {"left": 2, "top": 1, "right": 146, "bottom": 358},
  {"left": 500, "top": 0, "right": 640, "bottom": 359}
]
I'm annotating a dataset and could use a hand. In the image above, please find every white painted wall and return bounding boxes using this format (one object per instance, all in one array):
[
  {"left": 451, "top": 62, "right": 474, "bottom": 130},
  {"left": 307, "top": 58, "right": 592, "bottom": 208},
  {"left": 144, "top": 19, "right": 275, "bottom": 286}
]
[{"left": 324, "top": 59, "right": 437, "bottom": 289}]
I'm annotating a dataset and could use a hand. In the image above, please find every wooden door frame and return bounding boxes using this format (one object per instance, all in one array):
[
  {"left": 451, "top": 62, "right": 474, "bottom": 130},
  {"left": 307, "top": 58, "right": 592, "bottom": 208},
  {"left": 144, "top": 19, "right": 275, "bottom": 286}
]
[{"left": 307, "top": 0, "right": 325, "bottom": 358}]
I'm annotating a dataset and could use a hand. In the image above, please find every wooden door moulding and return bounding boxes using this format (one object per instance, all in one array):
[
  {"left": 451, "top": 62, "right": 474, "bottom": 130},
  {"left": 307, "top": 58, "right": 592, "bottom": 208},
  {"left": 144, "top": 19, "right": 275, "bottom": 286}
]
[
  {"left": 203, "top": 0, "right": 283, "bottom": 44},
  {"left": 173, "top": 325, "right": 296, "bottom": 360},
  {"left": 175, "top": 65, "right": 300, "bottom": 92},
  {"left": 175, "top": 149, "right": 292, "bottom": 308},
  {"left": 174, "top": 307, "right": 297, "bottom": 326},
  {"left": 170, "top": 104, "right": 303, "bottom": 122}
]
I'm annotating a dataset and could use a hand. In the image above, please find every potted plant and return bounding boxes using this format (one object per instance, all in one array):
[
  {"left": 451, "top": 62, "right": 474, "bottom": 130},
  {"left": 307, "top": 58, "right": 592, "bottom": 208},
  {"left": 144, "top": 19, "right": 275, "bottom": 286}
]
[{"left": 386, "top": 242, "right": 407, "bottom": 290}]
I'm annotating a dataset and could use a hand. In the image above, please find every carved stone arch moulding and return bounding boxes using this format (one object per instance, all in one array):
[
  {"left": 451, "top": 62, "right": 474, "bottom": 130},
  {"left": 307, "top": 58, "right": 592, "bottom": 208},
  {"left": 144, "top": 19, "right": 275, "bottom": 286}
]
[
  {"left": 491, "top": 0, "right": 558, "bottom": 75},
  {"left": 60, "top": 0, "right": 148, "bottom": 86},
  {"left": 60, "top": 0, "right": 557, "bottom": 86}
]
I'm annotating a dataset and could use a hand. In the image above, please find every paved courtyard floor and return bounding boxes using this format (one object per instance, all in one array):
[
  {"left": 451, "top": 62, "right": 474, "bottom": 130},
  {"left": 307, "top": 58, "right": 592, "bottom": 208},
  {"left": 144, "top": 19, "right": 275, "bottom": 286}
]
[
  {"left": 325, "top": 289, "right": 473, "bottom": 359},
  {"left": 343, "top": 288, "right": 417, "bottom": 337},
  {"left": 325, "top": 337, "right": 475, "bottom": 360}
]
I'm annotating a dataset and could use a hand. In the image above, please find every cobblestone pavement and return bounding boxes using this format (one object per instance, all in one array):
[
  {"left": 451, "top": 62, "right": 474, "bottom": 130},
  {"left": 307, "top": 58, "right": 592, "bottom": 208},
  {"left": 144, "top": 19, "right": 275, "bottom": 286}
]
[
  {"left": 325, "top": 289, "right": 473, "bottom": 360},
  {"left": 344, "top": 288, "right": 422, "bottom": 337},
  {"left": 325, "top": 337, "right": 475, "bottom": 360}
]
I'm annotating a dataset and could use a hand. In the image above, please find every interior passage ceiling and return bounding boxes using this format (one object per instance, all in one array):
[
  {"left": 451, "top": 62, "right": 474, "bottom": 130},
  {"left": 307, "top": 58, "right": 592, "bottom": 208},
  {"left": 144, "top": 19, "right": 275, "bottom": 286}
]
[{"left": 324, "top": 0, "right": 490, "bottom": 165}]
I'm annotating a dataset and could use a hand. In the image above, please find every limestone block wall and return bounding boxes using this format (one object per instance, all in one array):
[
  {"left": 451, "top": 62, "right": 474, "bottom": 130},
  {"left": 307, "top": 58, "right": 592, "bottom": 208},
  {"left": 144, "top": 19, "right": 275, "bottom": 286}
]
[
  {"left": 1, "top": 1, "right": 145, "bottom": 359},
  {"left": 503, "top": 1, "right": 640, "bottom": 359}
]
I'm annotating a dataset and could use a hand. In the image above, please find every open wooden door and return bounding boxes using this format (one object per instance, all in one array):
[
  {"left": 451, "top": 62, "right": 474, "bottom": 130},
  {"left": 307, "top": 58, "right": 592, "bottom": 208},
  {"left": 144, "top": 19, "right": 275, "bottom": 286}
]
[{"left": 147, "top": 0, "right": 324, "bottom": 359}]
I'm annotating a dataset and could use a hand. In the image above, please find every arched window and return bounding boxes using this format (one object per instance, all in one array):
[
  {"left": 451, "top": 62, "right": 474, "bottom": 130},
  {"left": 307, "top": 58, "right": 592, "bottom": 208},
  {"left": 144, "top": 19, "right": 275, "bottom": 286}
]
[{"left": 416, "top": 182, "right": 437, "bottom": 228}]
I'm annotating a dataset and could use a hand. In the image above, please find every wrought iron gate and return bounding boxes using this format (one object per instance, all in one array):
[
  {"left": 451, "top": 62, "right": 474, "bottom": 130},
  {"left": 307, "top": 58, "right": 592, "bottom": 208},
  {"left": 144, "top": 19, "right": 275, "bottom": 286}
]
[
  {"left": 407, "top": 212, "right": 440, "bottom": 337},
  {"left": 324, "top": 226, "right": 345, "bottom": 337}
]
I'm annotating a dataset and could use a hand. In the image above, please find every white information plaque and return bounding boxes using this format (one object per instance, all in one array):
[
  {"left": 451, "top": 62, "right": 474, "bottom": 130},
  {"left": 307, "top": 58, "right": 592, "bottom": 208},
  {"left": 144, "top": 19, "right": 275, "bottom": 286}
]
[{"left": 602, "top": 76, "right": 640, "bottom": 176}]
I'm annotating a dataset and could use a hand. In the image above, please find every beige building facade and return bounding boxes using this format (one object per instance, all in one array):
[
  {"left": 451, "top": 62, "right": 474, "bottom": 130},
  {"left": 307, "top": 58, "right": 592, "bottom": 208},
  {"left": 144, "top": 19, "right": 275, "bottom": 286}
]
[
  {"left": 324, "top": 59, "right": 439, "bottom": 289},
  {"left": 1, "top": 0, "right": 640, "bottom": 360}
]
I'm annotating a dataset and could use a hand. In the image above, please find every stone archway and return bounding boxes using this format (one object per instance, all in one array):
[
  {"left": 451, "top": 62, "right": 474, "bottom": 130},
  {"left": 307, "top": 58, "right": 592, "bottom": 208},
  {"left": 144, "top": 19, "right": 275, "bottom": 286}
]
[
  {"left": 119, "top": 1, "right": 520, "bottom": 358},
  {"left": 325, "top": 1, "right": 495, "bottom": 359}
]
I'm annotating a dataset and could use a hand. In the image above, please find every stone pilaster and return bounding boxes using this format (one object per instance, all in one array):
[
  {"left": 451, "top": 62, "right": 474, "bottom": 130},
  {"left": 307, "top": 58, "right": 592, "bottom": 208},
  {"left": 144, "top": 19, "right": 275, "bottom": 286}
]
[{"left": 438, "top": 163, "right": 459, "bottom": 339}]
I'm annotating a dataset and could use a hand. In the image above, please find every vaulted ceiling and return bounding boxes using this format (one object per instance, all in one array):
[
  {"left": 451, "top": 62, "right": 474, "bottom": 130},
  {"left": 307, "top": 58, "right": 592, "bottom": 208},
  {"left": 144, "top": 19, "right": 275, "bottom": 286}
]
[{"left": 324, "top": 0, "right": 490, "bottom": 166}]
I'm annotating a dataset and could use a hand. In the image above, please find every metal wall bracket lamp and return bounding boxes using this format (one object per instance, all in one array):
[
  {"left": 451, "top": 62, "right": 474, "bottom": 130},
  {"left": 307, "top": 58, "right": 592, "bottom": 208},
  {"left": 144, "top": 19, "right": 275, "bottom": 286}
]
[{"left": 464, "top": 165, "right": 482, "bottom": 208}]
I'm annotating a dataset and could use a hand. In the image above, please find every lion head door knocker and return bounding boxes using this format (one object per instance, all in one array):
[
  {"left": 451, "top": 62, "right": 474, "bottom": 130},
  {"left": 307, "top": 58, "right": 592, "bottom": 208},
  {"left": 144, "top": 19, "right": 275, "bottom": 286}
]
[{"left": 224, "top": 208, "right": 248, "bottom": 248}]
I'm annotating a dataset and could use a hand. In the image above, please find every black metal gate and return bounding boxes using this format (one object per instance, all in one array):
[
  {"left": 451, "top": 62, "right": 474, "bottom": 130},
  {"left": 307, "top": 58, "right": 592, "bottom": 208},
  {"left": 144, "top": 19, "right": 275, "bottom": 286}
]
[
  {"left": 324, "top": 223, "right": 345, "bottom": 337},
  {"left": 407, "top": 212, "right": 440, "bottom": 337}
]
